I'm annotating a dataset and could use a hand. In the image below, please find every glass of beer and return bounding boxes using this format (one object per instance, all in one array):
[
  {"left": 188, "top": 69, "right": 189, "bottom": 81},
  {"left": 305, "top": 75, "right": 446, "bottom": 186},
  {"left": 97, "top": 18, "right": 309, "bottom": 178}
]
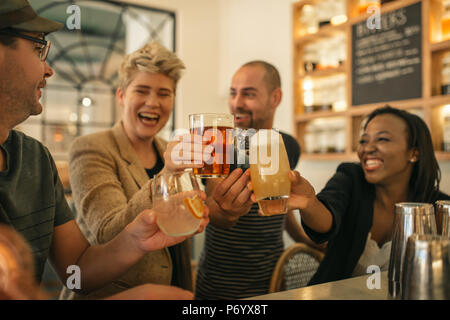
[
  {"left": 249, "top": 129, "right": 291, "bottom": 216},
  {"left": 189, "top": 113, "right": 234, "bottom": 178},
  {"left": 152, "top": 171, "right": 205, "bottom": 236}
]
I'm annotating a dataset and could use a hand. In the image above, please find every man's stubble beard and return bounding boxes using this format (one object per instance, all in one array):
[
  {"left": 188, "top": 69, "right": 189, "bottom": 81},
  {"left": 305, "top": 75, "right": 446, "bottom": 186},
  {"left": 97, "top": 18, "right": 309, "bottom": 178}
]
[{"left": 0, "top": 69, "right": 41, "bottom": 127}]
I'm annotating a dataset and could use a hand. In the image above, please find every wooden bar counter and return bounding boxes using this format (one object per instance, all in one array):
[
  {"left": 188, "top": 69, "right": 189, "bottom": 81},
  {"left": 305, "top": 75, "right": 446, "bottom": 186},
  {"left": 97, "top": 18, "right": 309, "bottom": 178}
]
[{"left": 246, "top": 271, "right": 389, "bottom": 300}]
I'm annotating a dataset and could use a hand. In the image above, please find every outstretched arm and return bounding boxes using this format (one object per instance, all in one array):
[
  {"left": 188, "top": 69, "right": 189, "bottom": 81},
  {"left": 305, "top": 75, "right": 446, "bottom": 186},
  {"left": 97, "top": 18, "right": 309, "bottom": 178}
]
[
  {"left": 50, "top": 203, "right": 209, "bottom": 295},
  {"left": 286, "top": 171, "right": 333, "bottom": 234}
]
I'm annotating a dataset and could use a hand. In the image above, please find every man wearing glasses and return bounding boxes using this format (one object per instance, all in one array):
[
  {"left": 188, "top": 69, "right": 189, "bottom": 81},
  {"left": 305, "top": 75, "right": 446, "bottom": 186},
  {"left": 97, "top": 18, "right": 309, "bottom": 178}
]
[{"left": 0, "top": 0, "right": 204, "bottom": 300}]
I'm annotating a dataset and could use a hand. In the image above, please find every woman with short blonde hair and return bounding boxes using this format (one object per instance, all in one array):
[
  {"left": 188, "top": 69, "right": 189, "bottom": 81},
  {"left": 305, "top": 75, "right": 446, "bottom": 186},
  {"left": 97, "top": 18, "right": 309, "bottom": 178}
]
[
  {"left": 118, "top": 41, "right": 185, "bottom": 92},
  {"left": 60, "top": 42, "right": 206, "bottom": 300}
]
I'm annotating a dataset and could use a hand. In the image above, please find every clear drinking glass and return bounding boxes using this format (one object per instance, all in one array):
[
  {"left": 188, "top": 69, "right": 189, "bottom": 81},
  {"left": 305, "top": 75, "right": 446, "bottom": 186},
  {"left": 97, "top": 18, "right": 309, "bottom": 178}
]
[
  {"left": 189, "top": 113, "right": 234, "bottom": 178},
  {"left": 249, "top": 129, "right": 291, "bottom": 216},
  {"left": 152, "top": 171, "right": 204, "bottom": 236}
]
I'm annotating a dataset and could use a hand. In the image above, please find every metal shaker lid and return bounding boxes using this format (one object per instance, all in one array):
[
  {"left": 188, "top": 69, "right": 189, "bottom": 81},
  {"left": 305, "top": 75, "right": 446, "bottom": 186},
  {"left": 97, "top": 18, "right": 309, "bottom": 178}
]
[
  {"left": 395, "top": 202, "right": 434, "bottom": 215},
  {"left": 436, "top": 200, "right": 450, "bottom": 209}
]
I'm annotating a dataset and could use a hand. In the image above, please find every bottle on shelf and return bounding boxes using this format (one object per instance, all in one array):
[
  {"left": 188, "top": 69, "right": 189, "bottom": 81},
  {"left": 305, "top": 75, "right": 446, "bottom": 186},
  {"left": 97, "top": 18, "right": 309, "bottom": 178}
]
[
  {"left": 303, "top": 44, "right": 318, "bottom": 73},
  {"left": 441, "top": 52, "right": 450, "bottom": 95},
  {"left": 442, "top": 0, "right": 450, "bottom": 41}
]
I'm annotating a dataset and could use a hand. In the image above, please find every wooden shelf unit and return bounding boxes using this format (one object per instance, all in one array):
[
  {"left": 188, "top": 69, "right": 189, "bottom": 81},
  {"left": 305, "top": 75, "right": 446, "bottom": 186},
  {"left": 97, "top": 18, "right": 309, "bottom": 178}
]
[
  {"left": 293, "top": 0, "right": 450, "bottom": 161},
  {"left": 299, "top": 64, "right": 346, "bottom": 79}
]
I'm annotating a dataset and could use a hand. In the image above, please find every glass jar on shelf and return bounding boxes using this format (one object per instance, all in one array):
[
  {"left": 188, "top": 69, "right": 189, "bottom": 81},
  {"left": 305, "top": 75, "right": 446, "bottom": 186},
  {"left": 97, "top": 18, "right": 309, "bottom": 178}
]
[
  {"left": 303, "top": 79, "right": 314, "bottom": 113},
  {"left": 298, "top": 4, "right": 318, "bottom": 36},
  {"left": 334, "top": 118, "right": 347, "bottom": 153},
  {"left": 336, "top": 34, "right": 347, "bottom": 66},
  {"left": 332, "top": 75, "right": 347, "bottom": 112},
  {"left": 441, "top": 52, "right": 450, "bottom": 95},
  {"left": 328, "top": 38, "right": 341, "bottom": 69},
  {"left": 316, "top": 40, "right": 328, "bottom": 70},
  {"left": 312, "top": 79, "right": 322, "bottom": 112},
  {"left": 313, "top": 119, "right": 328, "bottom": 154},
  {"left": 316, "top": 1, "right": 333, "bottom": 28},
  {"left": 318, "top": 78, "right": 333, "bottom": 111},
  {"left": 325, "top": 120, "right": 337, "bottom": 153},
  {"left": 304, "top": 122, "right": 318, "bottom": 154},
  {"left": 328, "top": 77, "right": 339, "bottom": 110}
]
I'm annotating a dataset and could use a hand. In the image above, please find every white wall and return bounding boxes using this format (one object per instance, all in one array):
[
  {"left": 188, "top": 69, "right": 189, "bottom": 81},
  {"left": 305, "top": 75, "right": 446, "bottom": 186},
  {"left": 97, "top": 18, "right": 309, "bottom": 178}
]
[
  {"left": 217, "top": 0, "right": 295, "bottom": 134},
  {"left": 122, "top": 0, "right": 223, "bottom": 132}
]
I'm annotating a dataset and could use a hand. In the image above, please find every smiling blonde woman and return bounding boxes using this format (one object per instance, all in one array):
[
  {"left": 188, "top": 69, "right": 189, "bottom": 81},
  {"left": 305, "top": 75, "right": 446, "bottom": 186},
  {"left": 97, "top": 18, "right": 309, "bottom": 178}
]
[{"left": 59, "top": 42, "right": 206, "bottom": 300}]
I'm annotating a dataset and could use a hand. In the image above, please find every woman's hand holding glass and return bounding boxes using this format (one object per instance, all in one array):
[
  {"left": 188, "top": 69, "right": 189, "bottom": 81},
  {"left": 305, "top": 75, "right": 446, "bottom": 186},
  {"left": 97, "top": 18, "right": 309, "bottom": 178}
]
[
  {"left": 248, "top": 170, "right": 315, "bottom": 211},
  {"left": 152, "top": 171, "right": 210, "bottom": 237},
  {"left": 162, "top": 134, "right": 214, "bottom": 173},
  {"left": 126, "top": 192, "right": 209, "bottom": 254},
  {"left": 248, "top": 170, "right": 333, "bottom": 234},
  {"left": 286, "top": 170, "right": 317, "bottom": 211}
]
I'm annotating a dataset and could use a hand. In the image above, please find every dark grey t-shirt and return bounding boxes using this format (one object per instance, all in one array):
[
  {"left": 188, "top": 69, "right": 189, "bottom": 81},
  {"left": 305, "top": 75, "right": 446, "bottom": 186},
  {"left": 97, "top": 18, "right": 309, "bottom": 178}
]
[{"left": 0, "top": 130, "right": 74, "bottom": 282}]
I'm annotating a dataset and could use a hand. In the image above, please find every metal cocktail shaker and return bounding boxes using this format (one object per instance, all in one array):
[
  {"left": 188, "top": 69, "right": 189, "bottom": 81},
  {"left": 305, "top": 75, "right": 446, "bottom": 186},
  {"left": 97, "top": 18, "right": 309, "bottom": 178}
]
[
  {"left": 401, "top": 234, "right": 450, "bottom": 300},
  {"left": 388, "top": 203, "right": 437, "bottom": 299},
  {"left": 436, "top": 200, "right": 450, "bottom": 238}
]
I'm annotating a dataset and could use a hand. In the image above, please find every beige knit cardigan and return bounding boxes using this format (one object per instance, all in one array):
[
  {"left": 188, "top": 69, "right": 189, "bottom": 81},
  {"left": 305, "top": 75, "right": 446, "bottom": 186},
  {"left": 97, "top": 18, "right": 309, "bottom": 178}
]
[{"left": 59, "top": 121, "right": 192, "bottom": 299}]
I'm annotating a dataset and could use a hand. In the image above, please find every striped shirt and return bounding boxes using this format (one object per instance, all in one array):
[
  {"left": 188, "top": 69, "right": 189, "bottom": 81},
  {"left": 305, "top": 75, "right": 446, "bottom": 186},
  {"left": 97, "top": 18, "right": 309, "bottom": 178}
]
[{"left": 195, "top": 132, "right": 300, "bottom": 299}]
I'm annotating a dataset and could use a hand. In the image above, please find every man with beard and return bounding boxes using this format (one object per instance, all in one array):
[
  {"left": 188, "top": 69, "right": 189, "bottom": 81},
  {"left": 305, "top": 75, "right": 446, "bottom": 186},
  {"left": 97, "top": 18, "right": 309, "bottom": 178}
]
[
  {"left": 195, "top": 61, "right": 318, "bottom": 299},
  {"left": 0, "top": 0, "right": 205, "bottom": 300}
]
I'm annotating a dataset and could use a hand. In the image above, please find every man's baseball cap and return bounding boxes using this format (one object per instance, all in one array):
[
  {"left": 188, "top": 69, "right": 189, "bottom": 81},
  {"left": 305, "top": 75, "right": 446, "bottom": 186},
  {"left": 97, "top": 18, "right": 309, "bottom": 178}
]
[{"left": 0, "top": 0, "right": 63, "bottom": 33}]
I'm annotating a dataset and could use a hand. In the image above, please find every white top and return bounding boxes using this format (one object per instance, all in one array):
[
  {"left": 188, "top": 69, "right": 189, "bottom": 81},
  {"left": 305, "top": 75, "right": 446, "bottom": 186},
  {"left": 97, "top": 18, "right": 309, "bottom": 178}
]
[{"left": 352, "top": 232, "right": 392, "bottom": 277}]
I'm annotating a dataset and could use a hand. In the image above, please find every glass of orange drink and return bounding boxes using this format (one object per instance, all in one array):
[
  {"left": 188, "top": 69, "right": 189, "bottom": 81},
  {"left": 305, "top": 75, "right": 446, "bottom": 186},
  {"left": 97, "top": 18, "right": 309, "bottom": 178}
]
[{"left": 249, "top": 129, "right": 291, "bottom": 216}]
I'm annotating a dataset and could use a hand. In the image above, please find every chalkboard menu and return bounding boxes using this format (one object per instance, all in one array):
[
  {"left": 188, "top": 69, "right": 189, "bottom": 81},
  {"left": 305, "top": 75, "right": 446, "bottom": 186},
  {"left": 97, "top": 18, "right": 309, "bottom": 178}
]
[{"left": 352, "top": 2, "right": 422, "bottom": 106}]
